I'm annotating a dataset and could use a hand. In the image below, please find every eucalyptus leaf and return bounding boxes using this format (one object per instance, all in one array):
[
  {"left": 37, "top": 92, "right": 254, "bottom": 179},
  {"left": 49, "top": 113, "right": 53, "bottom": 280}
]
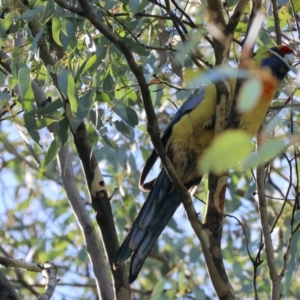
[
  {"left": 29, "top": 100, "right": 63, "bottom": 116},
  {"left": 58, "top": 116, "right": 69, "bottom": 145},
  {"left": 52, "top": 16, "right": 63, "bottom": 46},
  {"left": 20, "top": 6, "right": 44, "bottom": 21},
  {"left": 237, "top": 78, "right": 262, "bottom": 112},
  {"left": 41, "top": 138, "right": 59, "bottom": 167},
  {"left": 18, "top": 67, "right": 31, "bottom": 99},
  {"left": 112, "top": 100, "right": 139, "bottom": 127},
  {"left": 243, "top": 139, "right": 286, "bottom": 169},
  {"left": 0, "top": 12, "right": 14, "bottom": 37},
  {"left": 30, "top": 28, "right": 44, "bottom": 51},
  {"left": 67, "top": 72, "right": 77, "bottom": 114},
  {"left": 200, "top": 130, "right": 253, "bottom": 174}
]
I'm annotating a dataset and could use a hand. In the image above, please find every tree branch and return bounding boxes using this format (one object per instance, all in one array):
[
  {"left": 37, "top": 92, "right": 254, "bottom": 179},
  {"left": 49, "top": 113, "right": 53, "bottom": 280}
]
[
  {"left": 57, "top": 145, "right": 115, "bottom": 300},
  {"left": 0, "top": 269, "right": 20, "bottom": 300},
  {"left": 37, "top": 262, "right": 58, "bottom": 300},
  {"left": 271, "top": 0, "right": 282, "bottom": 45},
  {"left": 18, "top": 1, "right": 131, "bottom": 297},
  {"left": 0, "top": 256, "right": 41, "bottom": 272},
  {"left": 256, "top": 130, "right": 280, "bottom": 300}
]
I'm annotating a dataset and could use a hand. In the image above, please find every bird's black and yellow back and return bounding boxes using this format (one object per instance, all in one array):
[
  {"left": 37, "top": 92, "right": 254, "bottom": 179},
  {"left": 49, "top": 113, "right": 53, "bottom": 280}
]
[{"left": 114, "top": 45, "right": 294, "bottom": 283}]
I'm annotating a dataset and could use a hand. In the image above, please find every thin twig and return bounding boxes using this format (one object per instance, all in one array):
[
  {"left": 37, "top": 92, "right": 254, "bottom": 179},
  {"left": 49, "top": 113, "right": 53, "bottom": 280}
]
[
  {"left": 253, "top": 233, "right": 264, "bottom": 300},
  {"left": 271, "top": 0, "right": 282, "bottom": 45},
  {"left": 37, "top": 262, "right": 58, "bottom": 300},
  {"left": 225, "top": 214, "right": 254, "bottom": 263},
  {"left": 270, "top": 153, "right": 293, "bottom": 232},
  {"left": 256, "top": 130, "right": 280, "bottom": 299}
]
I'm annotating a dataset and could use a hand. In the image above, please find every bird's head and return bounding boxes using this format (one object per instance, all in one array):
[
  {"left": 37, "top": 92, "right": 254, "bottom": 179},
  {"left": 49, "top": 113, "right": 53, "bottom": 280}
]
[{"left": 259, "top": 45, "right": 294, "bottom": 82}]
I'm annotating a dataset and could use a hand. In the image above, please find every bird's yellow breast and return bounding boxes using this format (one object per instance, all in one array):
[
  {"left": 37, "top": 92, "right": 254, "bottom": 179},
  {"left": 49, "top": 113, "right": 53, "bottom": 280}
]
[{"left": 166, "top": 71, "right": 279, "bottom": 181}]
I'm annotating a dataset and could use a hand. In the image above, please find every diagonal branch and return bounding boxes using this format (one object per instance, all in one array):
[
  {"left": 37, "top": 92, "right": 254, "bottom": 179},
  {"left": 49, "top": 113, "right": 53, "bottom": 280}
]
[
  {"left": 0, "top": 269, "right": 21, "bottom": 300},
  {"left": 57, "top": 145, "right": 114, "bottom": 300}
]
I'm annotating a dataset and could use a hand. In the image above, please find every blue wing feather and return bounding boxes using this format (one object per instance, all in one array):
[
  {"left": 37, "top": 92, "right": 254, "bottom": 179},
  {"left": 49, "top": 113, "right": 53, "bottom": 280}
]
[
  {"left": 139, "top": 87, "right": 205, "bottom": 189},
  {"left": 163, "top": 87, "right": 205, "bottom": 136}
]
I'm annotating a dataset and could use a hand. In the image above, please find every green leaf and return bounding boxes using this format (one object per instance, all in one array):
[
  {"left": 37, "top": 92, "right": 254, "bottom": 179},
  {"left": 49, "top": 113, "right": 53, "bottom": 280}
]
[
  {"left": 278, "top": 6, "right": 290, "bottom": 29},
  {"left": 243, "top": 139, "right": 286, "bottom": 169},
  {"left": 16, "top": 198, "right": 30, "bottom": 211},
  {"left": 67, "top": 72, "right": 77, "bottom": 114},
  {"left": 18, "top": 123, "right": 42, "bottom": 155},
  {"left": 96, "top": 91, "right": 110, "bottom": 103},
  {"left": 112, "top": 100, "right": 138, "bottom": 127},
  {"left": 20, "top": 6, "right": 44, "bottom": 21},
  {"left": 27, "top": 129, "right": 41, "bottom": 147},
  {"left": 292, "top": 0, "right": 300, "bottom": 12},
  {"left": 114, "top": 120, "right": 132, "bottom": 138},
  {"left": 23, "top": 84, "right": 36, "bottom": 113},
  {"left": 58, "top": 69, "right": 77, "bottom": 115},
  {"left": 178, "top": 271, "right": 185, "bottom": 294},
  {"left": 0, "top": 12, "right": 14, "bottom": 37},
  {"left": 28, "top": 100, "right": 63, "bottom": 116},
  {"left": 71, "top": 89, "right": 95, "bottom": 131},
  {"left": 150, "top": 279, "right": 166, "bottom": 300},
  {"left": 200, "top": 130, "right": 253, "bottom": 174},
  {"left": 18, "top": 67, "right": 31, "bottom": 99},
  {"left": 58, "top": 68, "right": 68, "bottom": 98},
  {"left": 237, "top": 78, "right": 262, "bottom": 112},
  {"left": 80, "top": 54, "right": 97, "bottom": 76},
  {"left": 24, "top": 114, "right": 57, "bottom": 130},
  {"left": 52, "top": 16, "right": 63, "bottom": 46},
  {"left": 103, "top": 72, "right": 114, "bottom": 91},
  {"left": 58, "top": 116, "right": 69, "bottom": 145},
  {"left": 129, "top": 0, "right": 149, "bottom": 14},
  {"left": 234, "top": 22, "right": 247, "bottom": 38},
  {"left": 193, "top": 286, "right": 206, "bottom": 299},
  {"left": 100, "top": 131, "right": 118, "bottom": 149},
  {"left": 40, "top": 0, "right": 55, "bottom": 23},
  {"left": 90, "top": 109, "right": 104, "bottom": 130},
  {"left": 35, "top": 118, "right": 58, "bottom": 130},
  {"left": 30, "top": 28, "right": 44, "bottom": 51},
  {"left": 122, "top": 38, "right": 149, "bottom": 56},
  {"left": 41, "top": 138, "right": 59, "bottom": 167}
]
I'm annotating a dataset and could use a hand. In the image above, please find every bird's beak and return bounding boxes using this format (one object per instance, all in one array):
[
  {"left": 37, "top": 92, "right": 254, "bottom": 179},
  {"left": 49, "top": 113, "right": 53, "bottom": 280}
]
[
  {"left": 285, "top": 53, "right": 295, "bottom": 66},
  {"left": 285, "top": 53, "right": 297, "bottom": 75}
]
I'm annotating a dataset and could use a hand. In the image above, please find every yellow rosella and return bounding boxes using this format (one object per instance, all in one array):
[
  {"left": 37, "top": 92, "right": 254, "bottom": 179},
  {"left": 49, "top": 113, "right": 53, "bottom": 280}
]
[{"left": 114, "top": 45, "right": 294, "bottom": 283}]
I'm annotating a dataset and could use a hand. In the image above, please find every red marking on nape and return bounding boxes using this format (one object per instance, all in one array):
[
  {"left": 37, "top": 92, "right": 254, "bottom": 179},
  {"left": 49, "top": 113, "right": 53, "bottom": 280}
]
[{"left": 278, "top": 45, "right": 294, "bottom": 55}]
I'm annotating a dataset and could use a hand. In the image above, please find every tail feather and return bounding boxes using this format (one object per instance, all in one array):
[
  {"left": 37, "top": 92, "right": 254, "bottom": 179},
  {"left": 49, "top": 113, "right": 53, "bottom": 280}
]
[
  {"left": 129, "top": 190, "right": 181, "bottom": 283},
  {"left": 115, "top": 166, "right": 201, "bottom": 283},
  {"left": 114, "top": 168, "right": 172, "bottom": 267}
]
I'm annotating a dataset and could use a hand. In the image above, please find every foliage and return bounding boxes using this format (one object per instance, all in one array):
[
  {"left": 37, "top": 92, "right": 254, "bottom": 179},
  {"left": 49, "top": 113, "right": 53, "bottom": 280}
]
[{"left": 0, "top": 0, "right": 299, "bottom": 299}]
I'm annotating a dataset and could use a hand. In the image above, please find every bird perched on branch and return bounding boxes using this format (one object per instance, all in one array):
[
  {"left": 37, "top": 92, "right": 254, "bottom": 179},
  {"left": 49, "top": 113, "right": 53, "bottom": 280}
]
[{"left": 114, "top": 45, "right": 294, "bottom": 283}]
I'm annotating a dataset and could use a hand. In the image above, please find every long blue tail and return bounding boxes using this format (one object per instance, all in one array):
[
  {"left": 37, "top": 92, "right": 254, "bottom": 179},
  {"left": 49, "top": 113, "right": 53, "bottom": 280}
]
[{"left": 114, "top": 168, "right": 182, "bottom": 283}]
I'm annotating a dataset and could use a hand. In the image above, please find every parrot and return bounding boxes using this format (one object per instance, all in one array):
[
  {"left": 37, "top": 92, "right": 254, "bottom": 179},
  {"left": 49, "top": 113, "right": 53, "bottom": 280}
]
[{"left": 114, "top": 45, "right": 294, "bottom": 283}]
